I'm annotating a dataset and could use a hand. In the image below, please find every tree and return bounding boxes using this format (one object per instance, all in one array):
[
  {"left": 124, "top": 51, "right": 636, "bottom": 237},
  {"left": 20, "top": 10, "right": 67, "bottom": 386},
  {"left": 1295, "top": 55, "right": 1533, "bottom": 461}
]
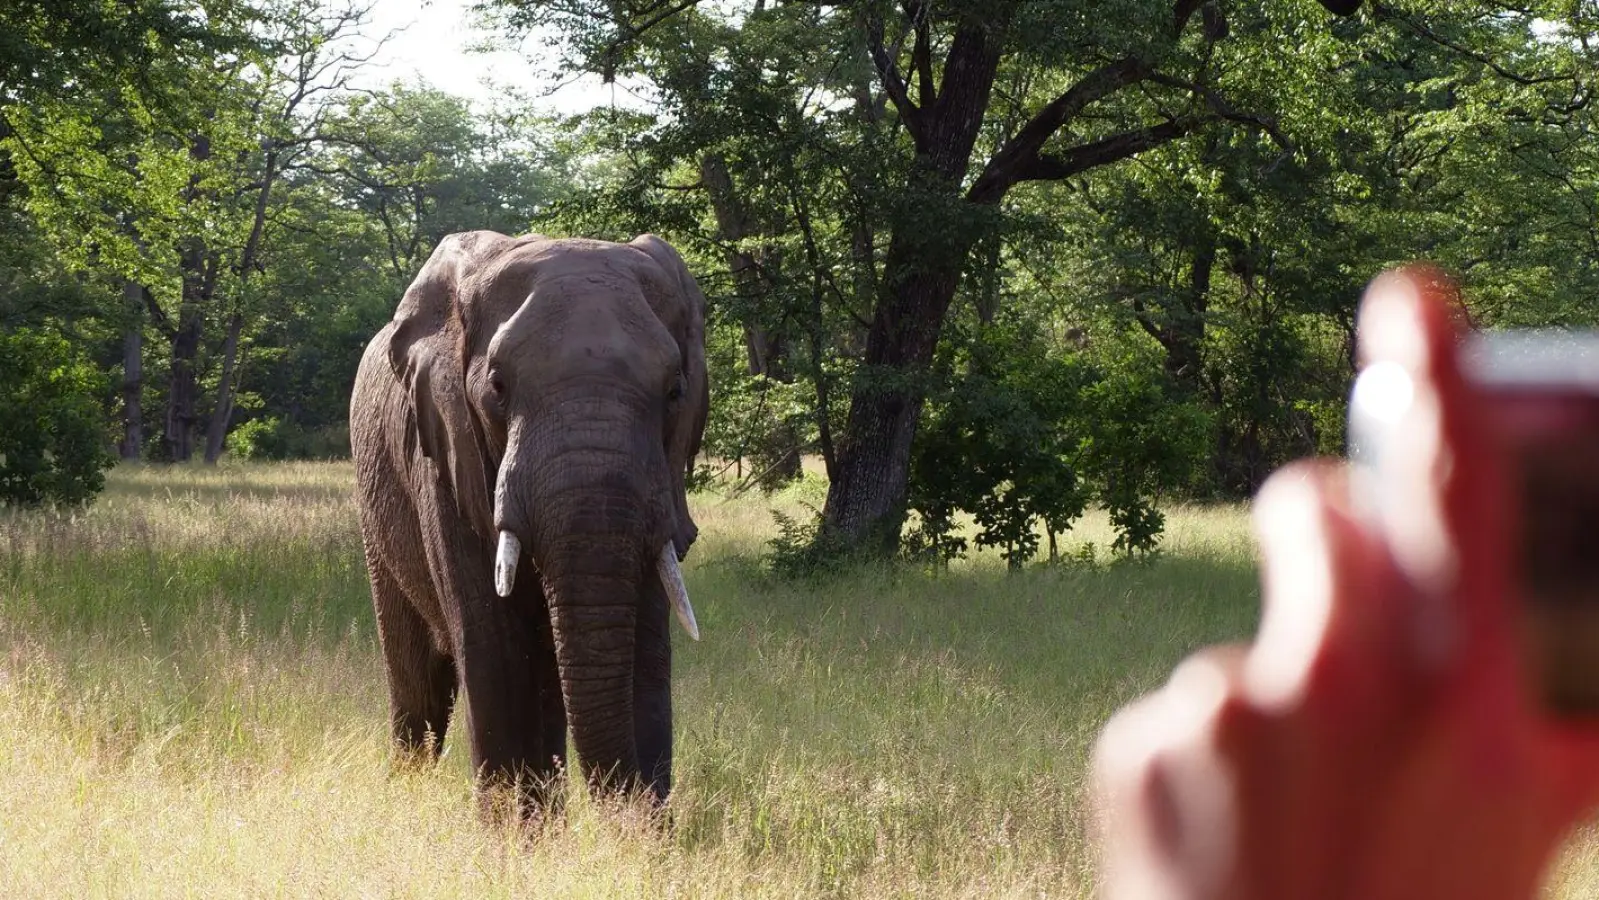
[
  {"left": 3, "top": 0, "right": 384, "bottom": 462},
  {"left": 487, "top": 0, "right": 1370, "bottom": 555},
  {"left": 1060, "top": 1, "right": 1599, "bottom": 494}
]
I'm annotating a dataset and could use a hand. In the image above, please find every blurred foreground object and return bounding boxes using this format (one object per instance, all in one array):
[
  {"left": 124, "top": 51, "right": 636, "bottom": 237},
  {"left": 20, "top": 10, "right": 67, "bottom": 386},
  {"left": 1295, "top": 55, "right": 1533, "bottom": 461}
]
[{"left": 1092, "top": 264, "right": 1599, "bottom": 900}]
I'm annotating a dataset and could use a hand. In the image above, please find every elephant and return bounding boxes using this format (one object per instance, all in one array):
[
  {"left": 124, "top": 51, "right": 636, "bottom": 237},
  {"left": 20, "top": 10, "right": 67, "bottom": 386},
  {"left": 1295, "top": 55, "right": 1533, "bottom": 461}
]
[{"left": 349, "top": 230, "right": 709, "bottom": 816}]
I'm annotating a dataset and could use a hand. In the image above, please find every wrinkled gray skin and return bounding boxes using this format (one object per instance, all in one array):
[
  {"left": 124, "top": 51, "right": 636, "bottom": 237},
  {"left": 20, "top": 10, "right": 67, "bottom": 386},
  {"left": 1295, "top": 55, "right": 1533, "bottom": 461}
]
[{"left": 350, "top": 231, "right": 708, "bottom": 815}]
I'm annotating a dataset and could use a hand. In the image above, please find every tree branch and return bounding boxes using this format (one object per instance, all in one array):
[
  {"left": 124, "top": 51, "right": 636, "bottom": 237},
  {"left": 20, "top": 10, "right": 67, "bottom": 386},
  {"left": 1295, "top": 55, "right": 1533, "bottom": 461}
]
[
  {"left": 1172, "top": 0, "right": 1205, "bottom": 37},
  {"left": 1370, "top": 2, "right": 1575, "bottom": 86},
  {"left": 1146, "top": 72, "right": 1294, "bottom": 156},
  {"left": 866, "top": 13, "right": 924, "bottom": 147},
  {"left": 905, "top": 1, "right": 936, "bottom": 108},
  {"left": 1129, "top": 294, "right": 1172, "bottom": 347},
  {"left": 1019, "top": 115, "right": 1206, "bottom": 184},
  {"left": 967, "top": 56, "right": 1150, "bottom": 203},
  {"left": 143, "top": 286, "right": 176, "bottom": 338},
  {"left": 600, "top": 0, "right": 706, "bottom": 82}
]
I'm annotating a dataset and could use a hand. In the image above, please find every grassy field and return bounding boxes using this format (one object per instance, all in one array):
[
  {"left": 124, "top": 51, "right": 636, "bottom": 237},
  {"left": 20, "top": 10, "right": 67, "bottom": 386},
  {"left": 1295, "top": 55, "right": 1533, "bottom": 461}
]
[{"left": 2, "top": 462, "right": 1597, "bottom": 898}]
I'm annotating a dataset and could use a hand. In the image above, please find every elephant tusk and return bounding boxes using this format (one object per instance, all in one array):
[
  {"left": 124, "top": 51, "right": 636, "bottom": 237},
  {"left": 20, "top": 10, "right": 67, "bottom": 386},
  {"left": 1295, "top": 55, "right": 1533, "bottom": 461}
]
[
  {"left": 657, "top": 543, "right": 700, "bottom": 641},
  {"left": 495, "top": 530, "right": 521, "bottom": 598}
]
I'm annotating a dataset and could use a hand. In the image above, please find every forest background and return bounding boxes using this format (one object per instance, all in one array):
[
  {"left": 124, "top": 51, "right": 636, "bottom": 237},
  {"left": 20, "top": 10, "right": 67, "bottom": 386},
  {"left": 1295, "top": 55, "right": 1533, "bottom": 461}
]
[{"left": 7, "top": 0, "right": 1597, "bottom": 567}]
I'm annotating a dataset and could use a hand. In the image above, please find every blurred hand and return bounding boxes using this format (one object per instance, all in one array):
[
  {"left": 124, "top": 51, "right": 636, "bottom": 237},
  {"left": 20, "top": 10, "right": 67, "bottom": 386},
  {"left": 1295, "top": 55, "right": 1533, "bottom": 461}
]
[{"left": 1091, "top": 265, "right": 1599, "bottom": 900}]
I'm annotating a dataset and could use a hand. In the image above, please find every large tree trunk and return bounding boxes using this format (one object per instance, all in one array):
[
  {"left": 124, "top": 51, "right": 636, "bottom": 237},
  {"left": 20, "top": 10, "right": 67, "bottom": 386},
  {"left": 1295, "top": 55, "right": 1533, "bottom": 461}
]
[
  {"left": 818, "top": 19, "right": 1006, "bottom": 553},
  {"left": 820, "top": 237, "right": 973, "bottom": 553},
  {"left": 162, "top": 133, "right": 216, "bottom": 464},
  {"left": 163, "top": 241, "right": 216, "bottom": 463},
  {"left": 203, "top": 313, "right": 245, "bottom": 464},
  {"left": 119, "top": 281, "right": 144, "bottom": 461},
  {"left": 163, "top": 311, "right": 201, "bottom": 463}
]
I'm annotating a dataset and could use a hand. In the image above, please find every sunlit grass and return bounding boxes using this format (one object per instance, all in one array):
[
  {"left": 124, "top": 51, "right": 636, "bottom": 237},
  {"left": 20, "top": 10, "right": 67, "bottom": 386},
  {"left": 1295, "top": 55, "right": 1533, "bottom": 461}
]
[{"left": 1, "top": 461, "right": 1593, "bottom": 897}]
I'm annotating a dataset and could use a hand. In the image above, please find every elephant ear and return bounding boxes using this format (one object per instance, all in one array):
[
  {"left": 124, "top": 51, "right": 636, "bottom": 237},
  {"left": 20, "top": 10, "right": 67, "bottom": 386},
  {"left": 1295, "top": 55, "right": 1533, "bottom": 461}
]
[
  {"left": 628, "top": 233, "right": 709, "bottom": 557},
  {"left": 387, "top": 231, "right": 511, "bottom": 540}
]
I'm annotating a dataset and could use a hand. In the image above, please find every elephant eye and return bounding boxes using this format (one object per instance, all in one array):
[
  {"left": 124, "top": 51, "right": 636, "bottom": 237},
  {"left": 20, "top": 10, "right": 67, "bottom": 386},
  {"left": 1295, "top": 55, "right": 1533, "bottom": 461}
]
[
  {"left": 667, "top": 376, "right": 684, "bottom": 402},
  {"left": 489, "top": 373, "right": 506, "bottom": 397}
]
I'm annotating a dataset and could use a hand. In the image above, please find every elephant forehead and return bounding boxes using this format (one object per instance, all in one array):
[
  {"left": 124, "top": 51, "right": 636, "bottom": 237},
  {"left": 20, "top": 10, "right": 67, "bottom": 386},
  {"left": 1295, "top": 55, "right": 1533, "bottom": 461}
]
[
  {"left": 475, "top": 239, "right": 683, "bottom": 319},
  {"left": 492, "top": 276, "right": 678, "bottom": 375},
  {"left": 494, "top": 238, "right": 643, "bottom": 277}
]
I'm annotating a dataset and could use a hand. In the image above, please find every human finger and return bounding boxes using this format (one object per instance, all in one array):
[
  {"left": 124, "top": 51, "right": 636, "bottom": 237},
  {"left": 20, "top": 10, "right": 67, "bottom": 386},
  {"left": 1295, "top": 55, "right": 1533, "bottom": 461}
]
[
  {"left": 1354, "top": 265, "right": 1514, "bottom": 678},
  {"left": 1245, "top": 458, "right": 1417, "bottom": 716},
  {"left": 1093, "top": 645, "right": 1256, "bottom": 899}
]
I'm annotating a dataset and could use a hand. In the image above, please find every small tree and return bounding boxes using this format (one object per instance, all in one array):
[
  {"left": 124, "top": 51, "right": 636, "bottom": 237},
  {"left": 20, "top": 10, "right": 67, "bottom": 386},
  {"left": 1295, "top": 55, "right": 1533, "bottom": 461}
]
[{"left": 0, "top": 328, "right": 114, "bottom": 507}]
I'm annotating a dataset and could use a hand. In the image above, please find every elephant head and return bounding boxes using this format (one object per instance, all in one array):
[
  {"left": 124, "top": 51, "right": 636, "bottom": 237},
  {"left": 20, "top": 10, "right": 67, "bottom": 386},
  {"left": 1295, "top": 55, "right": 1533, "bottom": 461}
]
[{"left": 385, "top": 231, "right": 708, "bottom": 793}]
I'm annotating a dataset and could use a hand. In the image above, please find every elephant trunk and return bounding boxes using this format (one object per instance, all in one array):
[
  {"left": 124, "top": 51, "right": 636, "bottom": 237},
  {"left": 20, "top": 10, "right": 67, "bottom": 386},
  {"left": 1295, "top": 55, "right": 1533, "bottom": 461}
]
[
  {"left": 541, "top": 534, "right": 644, "bottom": 791},
  {"left": 496, "top": 426, "right": 663, "bottom": 795}
]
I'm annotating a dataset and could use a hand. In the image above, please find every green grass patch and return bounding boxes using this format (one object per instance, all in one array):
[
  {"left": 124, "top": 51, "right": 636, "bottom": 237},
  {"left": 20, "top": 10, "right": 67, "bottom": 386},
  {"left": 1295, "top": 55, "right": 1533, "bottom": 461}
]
[{"left": 2, "top": 462, "right": 1593, "bottom": 897}]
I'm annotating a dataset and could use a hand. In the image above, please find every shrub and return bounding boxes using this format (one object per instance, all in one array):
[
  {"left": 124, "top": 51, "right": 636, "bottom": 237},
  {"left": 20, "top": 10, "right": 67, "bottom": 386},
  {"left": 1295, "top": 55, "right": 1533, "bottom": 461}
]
[
  {"left": 0, "top": 328, "right": 114, "bottom": 507},
  {"left": 906, "top": 313, "right": 1208, "bottom": 568},
  {"left": 766, "top": 503, "right": 863, "bottom": 579},
  {"left": 226, "top": 417, "right": 350, "bottom": 460}
]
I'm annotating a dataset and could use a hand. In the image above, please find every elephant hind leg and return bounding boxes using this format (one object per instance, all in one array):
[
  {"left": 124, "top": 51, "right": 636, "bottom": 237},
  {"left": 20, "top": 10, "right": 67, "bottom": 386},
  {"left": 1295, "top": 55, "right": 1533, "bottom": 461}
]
[
  {"left": 393, "top": 650, "right": 457, "bottom": 763},
  {"left": 371, "top": 562, "right": 457, "bottom": 763}
]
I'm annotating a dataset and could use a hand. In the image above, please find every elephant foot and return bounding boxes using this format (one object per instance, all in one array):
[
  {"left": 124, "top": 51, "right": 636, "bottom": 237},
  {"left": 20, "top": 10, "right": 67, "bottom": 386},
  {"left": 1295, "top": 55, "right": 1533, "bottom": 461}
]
[
  {"left": 473, "top": 766, "right": 569, "bottom": 829},
  {"left": 388, "top": 727, "right": 446, "bottom": 775}
]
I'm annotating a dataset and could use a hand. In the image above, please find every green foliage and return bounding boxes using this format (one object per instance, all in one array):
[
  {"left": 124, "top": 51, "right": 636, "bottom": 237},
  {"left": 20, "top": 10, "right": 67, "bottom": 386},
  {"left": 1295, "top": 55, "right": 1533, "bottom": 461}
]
[
  {"left": 908, "top": 315, "right": 1086, "bottom": 570},
  {"left": 767, "top": 506, "right": 817, "bottom": 576},
  {"left": 0, "top": 0, "right": 260, "bottom": 111},
  {"left": 700, "top": 369, "right": 814, "bottom": 491},
  {"left": 1074, "top": 356, "right": 1210, "bottom": 556},
  {"left": 226, "top": 417, "right": 349, "bottom": 461},
  {"left": 908, "top": 310, "right": 1207, "bottom": 569},
  {"left": 765, "top": 483, "right": 869, "bottom": 579},
  {"left": 0, "top": 328, "right": 114, "bottom": 507},
  {"left": 225, "top": 417, "right": 282, "bottom": 460}
]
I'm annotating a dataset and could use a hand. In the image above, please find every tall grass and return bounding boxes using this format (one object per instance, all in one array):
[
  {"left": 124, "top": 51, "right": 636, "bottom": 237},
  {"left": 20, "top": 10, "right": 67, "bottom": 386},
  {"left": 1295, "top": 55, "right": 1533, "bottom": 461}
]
[{"left": 0, "top": 462, "right": 1594, "bottom": 897}]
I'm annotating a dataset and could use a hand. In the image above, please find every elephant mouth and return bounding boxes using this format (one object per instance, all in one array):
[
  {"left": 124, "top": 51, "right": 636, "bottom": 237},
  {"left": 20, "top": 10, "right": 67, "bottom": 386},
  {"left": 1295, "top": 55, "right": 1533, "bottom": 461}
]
[{"left": 494, "top": 529, "right": 700, "bottom": 641}]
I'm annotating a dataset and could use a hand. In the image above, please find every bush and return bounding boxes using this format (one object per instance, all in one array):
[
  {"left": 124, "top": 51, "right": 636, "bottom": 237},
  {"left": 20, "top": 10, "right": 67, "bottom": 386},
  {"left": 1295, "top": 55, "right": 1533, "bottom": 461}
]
[
  {"left": 1074, "top": 355, "right": 1211, "bottom": 557},
  {"left": 766, "top": 502, "right": 865, "bottom": 579},
  {"left": 226, "top": 416, "right": 350, "bottom": 460},
  {"left": 0, "top": 328, "right": 114, "bottom": 507},
  {"left": 906, "top": 313, "right": 1208, "bottom": 568}
]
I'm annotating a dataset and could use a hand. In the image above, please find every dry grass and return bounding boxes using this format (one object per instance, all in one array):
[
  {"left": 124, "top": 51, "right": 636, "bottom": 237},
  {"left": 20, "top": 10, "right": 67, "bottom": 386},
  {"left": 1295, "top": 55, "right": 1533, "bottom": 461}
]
[{"left": 0, "top": 461, "right": 1594, "bottom": 897}]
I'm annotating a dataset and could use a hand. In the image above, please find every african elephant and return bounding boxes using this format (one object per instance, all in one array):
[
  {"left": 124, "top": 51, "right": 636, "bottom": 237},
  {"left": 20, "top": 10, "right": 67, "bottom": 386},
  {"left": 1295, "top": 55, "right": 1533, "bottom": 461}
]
[{"left": 349, "top": 231, "right": 709, "bottom": 815}]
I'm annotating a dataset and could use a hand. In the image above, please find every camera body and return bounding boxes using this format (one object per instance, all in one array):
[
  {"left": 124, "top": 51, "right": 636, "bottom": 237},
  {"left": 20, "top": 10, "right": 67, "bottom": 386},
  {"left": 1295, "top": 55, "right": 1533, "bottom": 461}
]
[{"left": 1350, "top": 329, "right": 1599, "bottom": 714}]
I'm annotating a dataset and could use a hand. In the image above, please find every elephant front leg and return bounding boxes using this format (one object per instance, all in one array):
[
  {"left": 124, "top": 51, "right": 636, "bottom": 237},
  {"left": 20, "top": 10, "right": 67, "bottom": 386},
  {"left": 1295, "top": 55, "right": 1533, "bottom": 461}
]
[
  {"left": 634, "top": 576, "right": 674, "bottom": 806},
  {"left": 458, "top": 604, "right": 568, "bottom": 822}
]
